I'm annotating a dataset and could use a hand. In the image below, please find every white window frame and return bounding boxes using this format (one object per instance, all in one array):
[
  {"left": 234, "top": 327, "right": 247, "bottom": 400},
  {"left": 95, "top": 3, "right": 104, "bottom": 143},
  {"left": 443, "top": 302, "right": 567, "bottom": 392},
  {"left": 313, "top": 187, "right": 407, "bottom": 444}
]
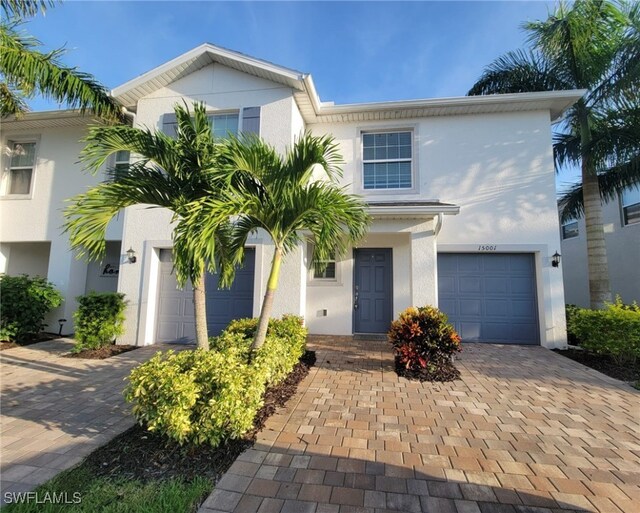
[
  {"left": 307, "top": 243, "right": 340, "bottom": 285},
  {"left": 621, "top": 186, "right": 640, "bottom": 227},
  {"left": 361, "top": 129, "right": 413, "bottom": 191},
  {"left": 208, "top": 111, "right": 240, "bottom": 139},
  {"left": 111, "top": 150, "right": 130, "bottom": 180},
  {"left": 2, "top": 138, "right": 39, "bottom": 198},
  {"left": 561, "top": 218, "right": 579, "bottom": 239}
]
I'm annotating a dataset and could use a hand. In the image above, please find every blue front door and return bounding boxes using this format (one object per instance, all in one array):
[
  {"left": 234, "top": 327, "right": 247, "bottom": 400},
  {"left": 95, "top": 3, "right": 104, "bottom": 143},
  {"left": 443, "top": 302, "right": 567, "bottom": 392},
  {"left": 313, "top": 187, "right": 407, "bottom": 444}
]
[{"left": 354, "top": 248, "right": 393, "bottom": 333}]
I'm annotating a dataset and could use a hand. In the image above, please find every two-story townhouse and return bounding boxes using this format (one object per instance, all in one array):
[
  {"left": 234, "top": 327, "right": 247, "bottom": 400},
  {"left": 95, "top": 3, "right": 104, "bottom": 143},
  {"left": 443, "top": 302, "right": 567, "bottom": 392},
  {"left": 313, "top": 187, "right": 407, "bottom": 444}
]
[
  {"left": 560, "top": 187, "right": 640, "bottom": 307},
  {"left": 1, "top": 44, "right": 583, "bottom": 347},
  {"left": 0, "top": 111, "right": 124, "bottom": 333},
  {"left": 105, "top": 44, "right": 580, "bottom": 348}
]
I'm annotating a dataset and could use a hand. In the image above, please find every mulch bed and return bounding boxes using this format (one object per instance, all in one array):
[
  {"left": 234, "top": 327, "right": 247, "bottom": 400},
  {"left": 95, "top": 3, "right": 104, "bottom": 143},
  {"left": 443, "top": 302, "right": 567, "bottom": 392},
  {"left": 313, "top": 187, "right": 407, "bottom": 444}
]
[
  {"left": 554, "top": 348, "right": 640, "bottom": 383},
  {"left": 64, "top": 344, "right": 138, "bottom": 359},
  {"left": 81, "top": 350, "right": 316, "bottom": 483},
  {"left": 394, "top": 356, "right": 461, "bottom": 382},
  {"left": 0, "top": 332, "right": 60, "bottom": 351}
]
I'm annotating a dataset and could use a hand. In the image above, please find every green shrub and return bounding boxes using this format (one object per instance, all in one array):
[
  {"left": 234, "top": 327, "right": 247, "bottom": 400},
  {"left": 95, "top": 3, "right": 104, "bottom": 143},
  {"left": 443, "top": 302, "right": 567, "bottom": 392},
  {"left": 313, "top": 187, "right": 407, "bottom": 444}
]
[
  {"left": 0, "top": 274, "right": 63, "bottom": 342},
  {"left": 388, "top": 306, "right": 462, "bottom": 381},
  {"left": 125, "top": 315, "right": 307, "bottom": 447},
  {"left": 565, "top": 304, "right": 582, "bottom": 345},
  {"left": 569, "top": 297, "right": 640, "bottom": 365},
  {"left": 73, "top": 292, "right": 127, "bottom": 351}
]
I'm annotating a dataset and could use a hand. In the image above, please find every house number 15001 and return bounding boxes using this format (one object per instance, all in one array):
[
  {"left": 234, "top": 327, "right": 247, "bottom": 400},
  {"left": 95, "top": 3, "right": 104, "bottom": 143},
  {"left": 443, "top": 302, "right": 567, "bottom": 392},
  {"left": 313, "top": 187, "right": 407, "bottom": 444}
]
[{"left": 478, "top": 245, "right": 497, "bottom": 251}]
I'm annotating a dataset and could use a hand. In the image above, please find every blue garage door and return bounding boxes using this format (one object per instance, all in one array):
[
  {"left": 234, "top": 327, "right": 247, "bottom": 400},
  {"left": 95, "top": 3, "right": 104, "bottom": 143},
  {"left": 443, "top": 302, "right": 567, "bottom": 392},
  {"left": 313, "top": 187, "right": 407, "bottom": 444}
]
[
  {"left": 438, "top": 253, "right": 539, "bottom": 344},
  {"left": 156, "top": 249, "right": 255, "bottom": 343}
]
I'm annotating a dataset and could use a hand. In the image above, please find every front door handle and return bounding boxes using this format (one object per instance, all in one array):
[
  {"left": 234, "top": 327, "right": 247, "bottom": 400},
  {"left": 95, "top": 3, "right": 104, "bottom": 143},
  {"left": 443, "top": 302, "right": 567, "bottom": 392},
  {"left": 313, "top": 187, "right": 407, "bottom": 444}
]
[{"left": 354, "top": 285, "right": 359, "bottom": 310}]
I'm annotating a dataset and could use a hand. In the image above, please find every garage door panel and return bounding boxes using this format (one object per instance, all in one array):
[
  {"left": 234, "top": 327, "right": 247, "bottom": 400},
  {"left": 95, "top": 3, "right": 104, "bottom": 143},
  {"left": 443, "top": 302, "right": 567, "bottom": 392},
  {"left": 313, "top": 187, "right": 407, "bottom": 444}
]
[
  {"left": 459, "top": 277, "right": 481, "bottom": 293},
  {"left": 459, "top": 299, "right": 481, "bottom": 316},
  {"left": 483, "top": 255, "right": 509, "bottom": 271},
  {"left": 485, "top": 277, "right": 508, "bottom": 294},
  {"left": 511, "top": 277, "right": 535, "bottom": 295},
  {"left": 457, "top": 254, "right": 482, "bottom": 272},
  {"left": 485, "top": 299, "right": 509, "bottom": 317},
  {"left": 438, "top": 253, "right": 539, "bottom": 345}
]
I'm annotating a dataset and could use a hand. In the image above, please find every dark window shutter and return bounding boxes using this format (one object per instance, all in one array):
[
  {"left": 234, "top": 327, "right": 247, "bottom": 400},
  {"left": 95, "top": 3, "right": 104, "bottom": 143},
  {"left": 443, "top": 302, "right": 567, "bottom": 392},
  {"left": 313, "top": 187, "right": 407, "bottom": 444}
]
[
  {"left": 241, "top": 107, "right": 260, "bottom": 135},
  {"left": 162, "top": 113, "right": 178, "bottom": 137}
]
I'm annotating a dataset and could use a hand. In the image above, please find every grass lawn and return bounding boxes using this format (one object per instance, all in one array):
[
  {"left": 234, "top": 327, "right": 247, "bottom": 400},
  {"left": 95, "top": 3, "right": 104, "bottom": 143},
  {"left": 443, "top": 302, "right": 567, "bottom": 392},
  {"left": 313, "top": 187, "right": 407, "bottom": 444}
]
[{"left": 3, "top": 466, "right": 211, "bottom": 513}]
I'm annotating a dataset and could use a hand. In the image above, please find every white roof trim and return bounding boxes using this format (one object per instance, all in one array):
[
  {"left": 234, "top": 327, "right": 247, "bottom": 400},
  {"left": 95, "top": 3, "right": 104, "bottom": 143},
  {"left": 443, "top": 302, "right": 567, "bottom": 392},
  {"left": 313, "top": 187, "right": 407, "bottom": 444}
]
[
  {"left": 367, "top": 204, "right": 460, "bottom": 217},
  {"left": 1, "top": 109, "right": 98, "bottom": 130},
  {"left": 112, "top": 43, "right": 307, "bottom": 109}
]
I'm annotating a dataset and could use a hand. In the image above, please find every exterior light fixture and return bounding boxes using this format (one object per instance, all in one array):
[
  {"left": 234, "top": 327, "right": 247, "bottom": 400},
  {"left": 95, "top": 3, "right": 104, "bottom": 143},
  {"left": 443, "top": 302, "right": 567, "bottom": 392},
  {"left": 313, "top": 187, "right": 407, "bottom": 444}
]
[
  {"left": 126, "top": 247, "right": 137, "bottom": 263},
  {"left": 552, "top": 251, "right": 561, "bottom": 268},
  {"left": 58, "top": 318, "right": 66, "bottom": 336}
]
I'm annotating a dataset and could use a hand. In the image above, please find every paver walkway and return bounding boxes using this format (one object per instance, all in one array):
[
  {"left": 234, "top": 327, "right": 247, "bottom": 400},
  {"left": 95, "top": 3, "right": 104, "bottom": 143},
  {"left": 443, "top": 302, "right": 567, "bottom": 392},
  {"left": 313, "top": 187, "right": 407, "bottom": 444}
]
[
  {"left": 0, "top": 339, "right": 169, "bottom": 499},
  {"left": 200, "top": 337, "right": 640, "bottom": 513}
]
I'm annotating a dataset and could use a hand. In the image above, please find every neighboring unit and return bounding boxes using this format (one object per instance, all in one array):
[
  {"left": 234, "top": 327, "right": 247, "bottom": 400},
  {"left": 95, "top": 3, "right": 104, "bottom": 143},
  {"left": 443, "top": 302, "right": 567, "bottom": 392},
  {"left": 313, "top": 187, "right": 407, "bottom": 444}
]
[
  {"left": 560, "top": 187, "right": 640, "bottom": 307},
  {"left": 1, "top": 44, "right": 582, "bottom": 347}
]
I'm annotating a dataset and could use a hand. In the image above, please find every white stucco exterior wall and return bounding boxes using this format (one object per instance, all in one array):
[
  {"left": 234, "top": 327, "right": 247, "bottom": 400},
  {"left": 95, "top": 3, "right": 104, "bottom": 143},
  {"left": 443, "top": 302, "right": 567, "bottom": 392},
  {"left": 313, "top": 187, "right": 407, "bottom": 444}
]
[{"left": 309, "top": 111, "right": 566, "bottom": 346}]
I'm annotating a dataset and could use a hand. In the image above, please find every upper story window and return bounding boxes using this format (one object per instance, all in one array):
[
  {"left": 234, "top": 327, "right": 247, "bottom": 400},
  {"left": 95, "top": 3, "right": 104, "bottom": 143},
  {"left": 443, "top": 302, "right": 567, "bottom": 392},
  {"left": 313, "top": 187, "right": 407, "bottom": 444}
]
[
  {"left": 561, "top": 218, "right": 579, "bottom": 239},
  {"left": 362, "top": 131, "right": 412, "bottom": 190},
  {"left": 113, "top": 150, "right": 130, "bottom": 180},
  {"left": 621, "top": 186, "right": 640, "bottom": 226},
  {"left": 209, "top": 113, "right": 239, "bottom": 138},
  {"left": 7, "top": 141, "right": 37, "bottom": 195}
]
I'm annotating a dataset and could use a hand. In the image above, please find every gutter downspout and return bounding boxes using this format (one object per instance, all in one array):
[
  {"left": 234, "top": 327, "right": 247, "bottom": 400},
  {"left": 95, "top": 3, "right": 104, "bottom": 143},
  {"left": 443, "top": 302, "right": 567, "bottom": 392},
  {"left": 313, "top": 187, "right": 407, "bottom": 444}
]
[{"left": 434, "top": 213, "right": 444, "bottom": 236}]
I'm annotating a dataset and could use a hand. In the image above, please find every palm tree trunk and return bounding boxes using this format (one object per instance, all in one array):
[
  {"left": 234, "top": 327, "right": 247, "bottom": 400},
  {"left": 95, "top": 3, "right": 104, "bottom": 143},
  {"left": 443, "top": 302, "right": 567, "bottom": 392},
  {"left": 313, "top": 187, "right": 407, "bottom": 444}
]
[
  {"left": 578, "top": 105, "right": 612, "bottom": 309},
  {"left": 582, "top": 168, "right": 612, "bottom": 309},
  {"left": 193, "top": 272, "right": 209, "bottom": 350},
  {"left": 251, "top": 246, "right": 283, "bottom": 353}
]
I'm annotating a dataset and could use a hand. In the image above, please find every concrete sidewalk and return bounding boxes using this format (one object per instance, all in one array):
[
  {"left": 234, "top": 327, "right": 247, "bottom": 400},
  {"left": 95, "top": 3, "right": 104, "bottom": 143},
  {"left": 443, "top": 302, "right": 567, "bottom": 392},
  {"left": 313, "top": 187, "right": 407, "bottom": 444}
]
[
  {"left": 200, "top": 337, "right": 640, "bottom": 513},
  {"left": 0, "top": 339, "right": 169, "bottom": 498}
]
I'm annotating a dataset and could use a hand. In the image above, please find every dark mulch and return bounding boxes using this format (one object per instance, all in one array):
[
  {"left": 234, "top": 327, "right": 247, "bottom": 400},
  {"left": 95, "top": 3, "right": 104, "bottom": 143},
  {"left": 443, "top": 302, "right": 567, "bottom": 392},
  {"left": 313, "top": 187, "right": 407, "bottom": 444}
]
[
  {"left": 394, "top": 356, "right": 461, "bottom": 382},
  {"left": 82, "top": 350, "right": 316, "bottom": 483},
  {"left": 64, "top": 344, "right": 138, "bottom": 359},
  {"left": 0, "top": 332, "right": 60, "bottom": 351},
  {"left": 554, "top": 348, "right": 640, "bottom": 383}
]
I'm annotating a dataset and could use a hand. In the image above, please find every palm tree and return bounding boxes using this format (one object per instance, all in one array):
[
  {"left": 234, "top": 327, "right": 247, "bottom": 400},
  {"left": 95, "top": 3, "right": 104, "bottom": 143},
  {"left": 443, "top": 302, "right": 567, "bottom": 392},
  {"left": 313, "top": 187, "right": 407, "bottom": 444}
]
[
  {"left": 179, "top": 133, "right": 371, "bottom": 352},
  {"left": 468, "top": 0, "right": 640, "bottom": 309},
  {"left": 64, "top": 103, "right": 235, "bottom": 349},
  {"left": 1, "top": 0, "right": 124, "bottom": 122}
]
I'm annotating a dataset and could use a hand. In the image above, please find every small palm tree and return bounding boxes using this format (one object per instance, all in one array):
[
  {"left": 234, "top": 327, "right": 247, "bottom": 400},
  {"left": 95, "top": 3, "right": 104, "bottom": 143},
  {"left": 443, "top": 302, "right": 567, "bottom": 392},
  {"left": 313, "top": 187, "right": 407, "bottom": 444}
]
[
  {"left": 64, "top": 103, "right": 234, "bottom": 349},
  {"left": 1, "top": 0, "right": 124, "bottom": 121},
  {"left": 180, "top": 134, "right": 370, "bottom": 352},
  {"left": 468, "top": 0, "right": 640, "bottom": 309}
]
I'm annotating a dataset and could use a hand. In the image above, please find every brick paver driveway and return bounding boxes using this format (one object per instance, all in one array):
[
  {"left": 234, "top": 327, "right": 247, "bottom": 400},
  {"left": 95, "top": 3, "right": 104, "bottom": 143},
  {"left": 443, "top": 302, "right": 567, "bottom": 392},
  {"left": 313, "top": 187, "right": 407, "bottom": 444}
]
[
  {"left": 201, "top": 337, "right": 639, "bottom": 513},
  {"left": 0, "top": 339, "right": 168, "bottom": 498}
]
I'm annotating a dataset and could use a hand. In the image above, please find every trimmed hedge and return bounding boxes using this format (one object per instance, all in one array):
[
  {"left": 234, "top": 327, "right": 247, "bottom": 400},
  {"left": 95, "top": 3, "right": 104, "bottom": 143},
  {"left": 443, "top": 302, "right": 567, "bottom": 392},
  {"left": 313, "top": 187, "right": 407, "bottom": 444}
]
[
  {"left": 125, "top": 315, "right": 307, "bottom": 446},
  {"left": 568, "top": 297, "right": 640, "bottom": 365},
  {"left": 73, "top": 292, "right": 127, "bottom": 352},
  {"left": 0, "top": 274, "right": 63, "bottom": 342}
]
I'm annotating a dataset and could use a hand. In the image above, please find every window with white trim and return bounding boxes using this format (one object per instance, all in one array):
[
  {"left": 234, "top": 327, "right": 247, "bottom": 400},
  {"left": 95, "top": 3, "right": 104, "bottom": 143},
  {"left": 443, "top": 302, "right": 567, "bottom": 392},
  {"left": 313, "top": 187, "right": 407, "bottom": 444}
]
[
  {"left": 561, "top": 218, "right": 579, "bottom": 239},
  {"left": 362, "top": 131, "right": 412, "bottom": 190},
  {"left": 7, "top": 141, "right": 36, "bottom": 195},
  {"left": 209, "top": 113, "right": 239, "bottom": 138},
  {"left": 310, "top": 246, "right": 337, "bottom": 280},
  {"left": 113, "top": 150, "right": 130, "bottom": 180},
  {"left": 621, "top": 186, "right": 640, "bottom": 226}
]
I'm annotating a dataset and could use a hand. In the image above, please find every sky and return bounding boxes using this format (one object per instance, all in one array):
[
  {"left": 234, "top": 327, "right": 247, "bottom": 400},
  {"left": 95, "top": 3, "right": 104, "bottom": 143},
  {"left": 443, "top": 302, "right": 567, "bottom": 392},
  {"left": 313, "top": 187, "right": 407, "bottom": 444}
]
[{"left": 23, "top": 0, "right": 579, "bottom": 186}]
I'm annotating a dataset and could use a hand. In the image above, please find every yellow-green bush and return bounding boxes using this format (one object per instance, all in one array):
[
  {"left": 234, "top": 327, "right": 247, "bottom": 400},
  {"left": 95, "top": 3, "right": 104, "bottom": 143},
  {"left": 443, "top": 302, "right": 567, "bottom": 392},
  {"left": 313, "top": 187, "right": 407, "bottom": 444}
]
[
  {"left": 124, "top": 316, "right": 307, "bottom": 446},
  {"left": 568, "top": 297, "right": 640, "bottom": 365}
]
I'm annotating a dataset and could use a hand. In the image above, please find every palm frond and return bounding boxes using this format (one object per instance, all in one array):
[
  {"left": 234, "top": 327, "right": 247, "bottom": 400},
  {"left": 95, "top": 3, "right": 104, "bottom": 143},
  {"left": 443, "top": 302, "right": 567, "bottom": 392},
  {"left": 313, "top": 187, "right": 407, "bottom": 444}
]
[
  {"left": 0, "top": 80, "right": 28, "bottom": 115},
  {"left": 1, "top": 0, "right": 57, "bottom": 19},
  {"left": 0, "top": 21, "right": 124, "bottom": 122},
  {"left": 558, "top": 155, "right": 640, "bottom": 222},
  {"left": 553, "top": 132, "right": 582, "bottom": 171}
]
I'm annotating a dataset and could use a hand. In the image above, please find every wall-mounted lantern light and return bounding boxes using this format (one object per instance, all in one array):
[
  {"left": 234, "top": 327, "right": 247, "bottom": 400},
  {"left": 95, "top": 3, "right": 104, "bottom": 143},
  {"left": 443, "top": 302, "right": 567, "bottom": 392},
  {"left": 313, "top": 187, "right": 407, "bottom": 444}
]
[
  {"left": 552, "top": 251, "right": 561, "bottom": 268},
  {"left": 58, "top": 318, "right": 67, "bottom": 336},
  {"left": 126, "top": 247, "right": 137, "bottom": 263}
]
